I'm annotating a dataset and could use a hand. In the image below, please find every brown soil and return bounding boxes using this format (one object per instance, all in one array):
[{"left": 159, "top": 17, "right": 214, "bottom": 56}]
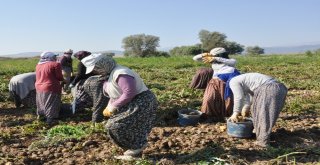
[{"left": 0, "top": 102, "right": 319, "bottom": 165}]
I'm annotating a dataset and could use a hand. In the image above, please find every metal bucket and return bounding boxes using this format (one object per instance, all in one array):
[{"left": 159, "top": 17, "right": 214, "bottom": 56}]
[
  {"left": 177, "top": 109, "right": 202, "bottom": 126},
  {"left": 227, "top": 118, "right": 253, "bottom": 138}
]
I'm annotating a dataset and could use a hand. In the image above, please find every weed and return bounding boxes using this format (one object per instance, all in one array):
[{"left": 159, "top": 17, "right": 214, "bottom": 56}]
[
  {"left": 20, "top": 120, "right": 47, "bottom": 136},
  {"left": 46, "top": 124, "right": 88, "bottom": 140}
]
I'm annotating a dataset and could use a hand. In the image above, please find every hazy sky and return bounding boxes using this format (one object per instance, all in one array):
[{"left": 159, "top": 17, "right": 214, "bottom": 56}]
[{"left": 1, "top": 0, "right": 319, "bottom": 55}]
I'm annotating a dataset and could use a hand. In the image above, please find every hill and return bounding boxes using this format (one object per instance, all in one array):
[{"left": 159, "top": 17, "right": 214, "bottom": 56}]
[
  {"left": 1, "top": 44, "right": 320, "bottom": 57},
  {"left": 263, "top": 44, "right": 320, "bottom": 54},
  {"left": 0, "top": 50, "right": 124, "bottom": 58}
]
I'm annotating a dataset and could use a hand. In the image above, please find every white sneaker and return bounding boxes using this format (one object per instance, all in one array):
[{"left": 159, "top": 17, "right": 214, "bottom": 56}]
[
  {"left": 123, "top": 144, "right": 148, "bottom": 156},
  {"left": 71, "top": 99, "right": 76, "bottom": 114},
  {"left": 114, "top": 155, "right": 136, "bottom": 161},
  {"left": 123, "top": 148, "right": 143, "bottom": 156},
  {"left": 252, "top": 128, "right": 256, "bottom": 133}
]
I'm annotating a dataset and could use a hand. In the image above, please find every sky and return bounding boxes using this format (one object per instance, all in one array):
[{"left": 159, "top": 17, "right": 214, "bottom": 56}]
[{"left": 0, "top": 0, "right": 320, "bottom": 55}]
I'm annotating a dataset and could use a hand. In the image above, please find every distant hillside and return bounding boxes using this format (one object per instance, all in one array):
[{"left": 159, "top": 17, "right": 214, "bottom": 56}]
[
  {"left": 160, "top": 44, "right": 320, "bottom": 55},
  {"left": 263, "top": 44, "right": 320, "bottom": 54},
  {"left": 1, "top": 44, "right": 320, "bottom": 57},
  {"left": 0, "top": 50, "right": 124, "bottom": 58}
]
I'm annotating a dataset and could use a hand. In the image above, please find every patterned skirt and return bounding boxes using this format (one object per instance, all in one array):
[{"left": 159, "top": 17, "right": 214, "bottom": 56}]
[
  {"left": 189, "top": 68, "right": 214, "bottom": 90},
  {"left": 73, "top": 76, "right": 109, "bottom": 122},
  {"left": 36, "top": 91, "right": 61, "bottom": 119},
  {"left": 72, "top": 79, "right": 92, "bottom": 111},
  {"left": 21, "top": 90, "right": 36, "bottom": 108},
  {"left": 105, "top": 90, "right": 158, "bottom": 150},
  {"left": 251, "top": 82, "right": 287, "bottom": 146},
  {"left": 201, "top": 78, "right": 233, "bottom": 121}
]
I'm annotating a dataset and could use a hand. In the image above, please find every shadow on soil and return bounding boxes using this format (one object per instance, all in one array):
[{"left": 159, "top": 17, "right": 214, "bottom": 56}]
[{"left": 145, "top": 142, "right": 225, "bottom": 164}]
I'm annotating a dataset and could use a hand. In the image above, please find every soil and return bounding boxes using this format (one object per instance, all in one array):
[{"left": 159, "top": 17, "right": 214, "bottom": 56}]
[{"left": 0, "top": 102, "right": 319, "bottom": 164}]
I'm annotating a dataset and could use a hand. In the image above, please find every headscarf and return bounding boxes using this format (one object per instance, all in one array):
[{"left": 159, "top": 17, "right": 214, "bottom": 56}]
[
  {"left": 64, "top": 49, "right": 73, "bottom": 58},
  {"left": 64, "top": 53, "right": 72, "bottom": 58},
  {"left": 74, "top": 51, "right": 92, "bottom": 60},
  {"left": 93, "top": 56, "right": 116, "bottom": 77},
  {"left": 217, "top": 69, "right": 241, "bottom": 100},
  {"left": 38, "top": 52, "right": 58, "bottom": 64}
]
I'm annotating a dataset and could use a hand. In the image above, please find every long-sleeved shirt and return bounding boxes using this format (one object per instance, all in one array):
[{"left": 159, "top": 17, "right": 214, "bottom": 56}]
[
  {"left": 103, "top": 65, "right": 148, "bottom": 109},
  {"left": 105, "top": 74, "right": 137, "bottom": 108},
  {"left": 71, "top": 62, "right": 95, "bottom": 86},
  {"left": 9, "top": 72, "right": 36, "bottom": 99},
  {"left": 229, "top": 73, "right": 275, "bottom": 113},
  {"left": 35, "top": 62, "right": 63, "bottom": 93},
  {"left": 193, "top": 54, "right": 236, "bottom": 77}
]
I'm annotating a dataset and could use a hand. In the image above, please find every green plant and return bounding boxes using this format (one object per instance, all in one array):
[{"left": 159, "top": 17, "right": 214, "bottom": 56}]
[
  {"left": 21, "top": 120, "right": 47, "bottom": 136},
  {"left": 46, "top": 124, "right": 88, "bottom": 140},
  {"left": 135, "top": 159, "right": 153, "bottom": 165}
]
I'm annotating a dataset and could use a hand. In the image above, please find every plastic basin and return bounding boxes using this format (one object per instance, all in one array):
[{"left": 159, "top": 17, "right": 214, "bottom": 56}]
[
  {"left": 177, "top": 109, "right": 202, "bottom": 126},
  {"left": 227, "top": 118, "right": 253, "bottom": 138}
]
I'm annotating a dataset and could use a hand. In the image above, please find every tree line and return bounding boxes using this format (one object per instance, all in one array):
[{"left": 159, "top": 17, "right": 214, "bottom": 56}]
[{"left": 122, "top": 30, "right": 266, "bottom": 57}]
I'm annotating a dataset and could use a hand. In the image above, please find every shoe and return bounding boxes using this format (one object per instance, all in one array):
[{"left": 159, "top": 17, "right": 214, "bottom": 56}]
[
  {"left": 114, "top": 155, "right": 136, "bottom": 161},
  {"left": 123, "top": 144, "right": 148, "bottom": 156},
  {"left": 123, "top": 149, "right": 143, "bottom": 157},
  {"left": 37, "top": 115, "right": 46, "bottom": 122},
  {"left": 252, "top": 128, "right": 256, "bottom": 133},
  {"left": 254, "top": 141, "right": 268, "bottom": 148},
  {"left": 46, "top": 118, "right": 58, "bottom": 126},
  {"left": 90, "top": 122, "right": 96, "bottom": 128}
]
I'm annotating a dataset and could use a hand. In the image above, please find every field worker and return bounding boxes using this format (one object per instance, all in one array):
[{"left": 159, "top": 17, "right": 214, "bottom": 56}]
[
  {"left": 189, "top": 67, "right": 213, "bottom": 89},
  {"left": 35, "top": 51, "right": 63, "bottom": 125},
  {"left": 69, "top": 51, "right": 109, "bottom": 126},
  {"left": 82, "top": 54, "right": 158, "bottom": 160},
  {"left": 192, "top": 47, "right": 240, "bottom": 121},
  {"left": 69, "top": 51, "right": 95, "bottom": 89},
  {"left": 72, "top": 75, "right": 110, "bottom": 126},
  {"left": 9, "top": 72, "right": 36, "bottom": 108},
  {"left": 228, "top": 73, "right": 287, "bottom": 147},
  {"left": 58, "top": 49, "right": 73, "bottom": 94},
  {"left": 69, "top": 50, "right": 109, "bottom": 125}
]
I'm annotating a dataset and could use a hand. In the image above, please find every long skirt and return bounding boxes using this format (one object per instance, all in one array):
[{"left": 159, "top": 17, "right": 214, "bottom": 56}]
[
  {"left": 105, "top": 90, "right": 158, "bottom": 150},
  {"left": 10, "top": 90, "right": 36, "bottom": 108},
  {"left": 201, "top": 78, "right": 233, "bottom": 121},
  {"left": 189, "top": 68, "right": 214, "bottom": 90},
  {"left": 251, "top": 82, "right": 287, "bottom": 146},
  {"left": 36, "top": 91, "right": 61, "bottom": 119},
  {"left": 62, "top": 67, "right": 72, "bottom": 90},
  {"left": 21, "top": 90, "right": 36, "bottom": 108},
  {"left": 72, "top": 76, "right": 109, "bottom": 123},
  {"left": 72, "top": 79, "right": 91, "bottom": 111}
]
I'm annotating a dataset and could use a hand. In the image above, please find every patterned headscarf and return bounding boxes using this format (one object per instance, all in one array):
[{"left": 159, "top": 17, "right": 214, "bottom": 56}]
[
  {"left": 93, "top": 56, "right": 116, "bottom": 77},
  {"left": 38, "top": 52, "right": 58, "bottom": 64}
]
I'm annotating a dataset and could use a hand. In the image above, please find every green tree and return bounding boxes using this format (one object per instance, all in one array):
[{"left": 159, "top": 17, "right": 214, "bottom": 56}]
[
  {"left": 198, "top": 30, "right": 226, "bottom": 51},
  {"left": 169, "top": 45, "right": 203, "bottom": 56},
  {"left": 198, "top": 30, "right": 244, "bottom": 54},
  {"left": 122, "top": 34, "right": 160, "bottom": 57},
  {"left": 102, "top": 52, "right": 115, "bottom": 57},
  {"left": 225, "top": 41, "right": 244, "bottom": 55},
  {"left": 246, "top": 46, "right": 264, "bottom": 55}
]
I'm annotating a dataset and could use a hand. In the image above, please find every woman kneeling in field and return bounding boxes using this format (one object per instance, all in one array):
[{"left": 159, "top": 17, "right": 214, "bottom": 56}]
[
  {"left": 192, "top": 47, "right": 240, "bottom": 121},
  {"left": 35, "top": 52, "right": 63, "bottom": 124},
  {"left": 82, "top": 53, "right": 158, "bottom": 160},
  {"left": 69, "top": 51, "right": 109, "bottom": 125},
  {"left": 9, "top": 72, "right": 36, "bottom": 108}
]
